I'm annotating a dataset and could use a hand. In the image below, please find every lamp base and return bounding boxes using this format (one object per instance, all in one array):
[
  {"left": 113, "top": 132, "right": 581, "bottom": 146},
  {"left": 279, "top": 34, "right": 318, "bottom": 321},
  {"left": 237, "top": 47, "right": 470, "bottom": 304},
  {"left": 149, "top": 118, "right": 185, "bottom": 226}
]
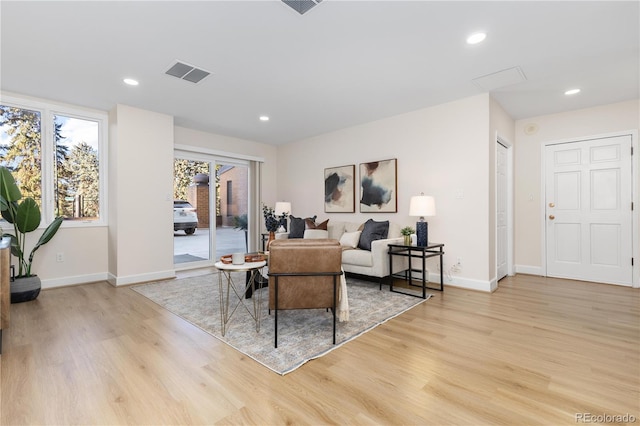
[{"left": 416, "top": 221, "right": 428, "bottom": 247}]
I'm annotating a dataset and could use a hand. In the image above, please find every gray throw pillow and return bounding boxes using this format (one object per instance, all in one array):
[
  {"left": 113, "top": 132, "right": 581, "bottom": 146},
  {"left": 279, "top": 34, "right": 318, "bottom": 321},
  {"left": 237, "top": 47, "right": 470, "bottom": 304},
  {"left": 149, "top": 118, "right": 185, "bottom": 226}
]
[
  {"left": 289, "top": 215, "right": 316, "bottom": 238},
  {"left": 358, "top": 219, "right": 389, "bottom": 251}
]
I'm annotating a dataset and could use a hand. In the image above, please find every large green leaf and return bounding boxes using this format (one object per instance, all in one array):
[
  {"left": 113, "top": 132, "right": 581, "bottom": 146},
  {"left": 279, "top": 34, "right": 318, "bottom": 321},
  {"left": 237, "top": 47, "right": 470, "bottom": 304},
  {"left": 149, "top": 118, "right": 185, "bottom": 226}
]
[
  {"left": 0, "top": 167, "right": 22, "bottom": 203},
  {"left": 33, "top": 216, "right": 63, "bottom": 251},
  {"left": 15, "top": 198, "right": 41, "bottom": 233},
  {"left": 3, "top": 233, "right": 22, "bottom": 259},
  {"left": 1, "top": 200, "right": 18, "bottom": 223},
  {"left": 26, "top": 217, "right": 63, "bottom": 276}
]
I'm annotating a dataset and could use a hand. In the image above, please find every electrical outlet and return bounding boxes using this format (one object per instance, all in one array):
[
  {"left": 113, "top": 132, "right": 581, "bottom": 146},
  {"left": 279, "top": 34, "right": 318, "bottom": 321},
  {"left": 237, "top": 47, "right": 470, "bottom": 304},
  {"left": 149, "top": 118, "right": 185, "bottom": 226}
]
[
  {"left": 56, "top": 252, "right": 64, "bottom": 262},
  {"left": 457, "top": 257, "right": 462, "bottom": 266}
]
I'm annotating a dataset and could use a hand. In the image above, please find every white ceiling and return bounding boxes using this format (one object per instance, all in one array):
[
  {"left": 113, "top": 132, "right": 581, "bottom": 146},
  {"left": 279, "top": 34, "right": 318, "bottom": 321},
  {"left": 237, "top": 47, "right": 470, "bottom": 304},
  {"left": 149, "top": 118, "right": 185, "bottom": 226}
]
[{"left": 1, "top": 1, "right": 638, "bottom": 145}]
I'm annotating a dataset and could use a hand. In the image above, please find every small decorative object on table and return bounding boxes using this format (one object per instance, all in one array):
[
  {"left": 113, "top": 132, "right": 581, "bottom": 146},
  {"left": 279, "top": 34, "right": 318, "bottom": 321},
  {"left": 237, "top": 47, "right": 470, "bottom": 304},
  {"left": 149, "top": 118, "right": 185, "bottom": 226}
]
[
  {"left": 263, "top": 204, "right": 288, "bottom": 250},
  {"left": 220, "top": 253, "right": 267, "bottom": 264},
  {"left": 400, "top": 226, "right": 415, "bottom": 246}
]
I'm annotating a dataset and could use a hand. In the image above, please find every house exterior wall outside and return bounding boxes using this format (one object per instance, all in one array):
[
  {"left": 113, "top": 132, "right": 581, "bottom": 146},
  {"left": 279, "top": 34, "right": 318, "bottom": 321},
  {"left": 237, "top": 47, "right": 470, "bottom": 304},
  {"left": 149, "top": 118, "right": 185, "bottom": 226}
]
[
  {"left": 218, "top": 166, "right": 249, "bottom": 227},
  {"left": 276, "top": 94, "right": 494, "bottom": 291},
  {"left": 187, "top": 183, "right": 210, "bottom": 228},
  {"left": 514, "top": 99, "right": 640, "bottom": 275}
]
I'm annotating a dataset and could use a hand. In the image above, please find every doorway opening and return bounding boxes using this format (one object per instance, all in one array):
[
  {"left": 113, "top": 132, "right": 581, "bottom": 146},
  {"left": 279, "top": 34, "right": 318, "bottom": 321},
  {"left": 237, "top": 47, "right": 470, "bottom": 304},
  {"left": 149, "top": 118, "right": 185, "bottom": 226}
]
[
  {"left": 173, "top": 152, "right": 252, "bottom": 267},
  {"left": 542, "top": 132, "right": 635, "bottom": 286}
]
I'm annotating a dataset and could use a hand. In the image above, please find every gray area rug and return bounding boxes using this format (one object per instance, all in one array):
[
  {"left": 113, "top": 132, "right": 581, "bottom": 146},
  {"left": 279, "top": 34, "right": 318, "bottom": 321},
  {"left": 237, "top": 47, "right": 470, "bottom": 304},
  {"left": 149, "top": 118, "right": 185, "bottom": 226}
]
[
  {"left": 131, "top": 273, "right": 430, "bottom": 375},
  {"left": 173, "top": 253, "right": 207, "bottom": 264}
]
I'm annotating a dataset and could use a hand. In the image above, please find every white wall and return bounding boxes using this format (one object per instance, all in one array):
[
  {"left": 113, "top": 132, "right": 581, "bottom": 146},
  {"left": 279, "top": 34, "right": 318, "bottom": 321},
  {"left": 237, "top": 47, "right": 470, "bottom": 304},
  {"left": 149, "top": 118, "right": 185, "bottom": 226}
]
[
  {"left": 277, "top": 94, "right": 496, "bottom": 291},
  {"left": 173, "top": 126, "right": 278, "bottom": 206},
  {"left": 36, "top": 227, "right": 109, "bottom": 289},
  {"left": 514, "top": 99, "right": 640, "bottom": 274},
  {"left": 108, "top": 104, "right": 175, "bottom": 286}
]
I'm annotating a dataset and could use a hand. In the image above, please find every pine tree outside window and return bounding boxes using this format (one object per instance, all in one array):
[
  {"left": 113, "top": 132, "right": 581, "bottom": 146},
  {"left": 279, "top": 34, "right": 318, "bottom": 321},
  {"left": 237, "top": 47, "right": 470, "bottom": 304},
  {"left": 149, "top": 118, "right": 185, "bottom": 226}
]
[{"left": 0, "top": 95, "right": 106, "bottom": 227}]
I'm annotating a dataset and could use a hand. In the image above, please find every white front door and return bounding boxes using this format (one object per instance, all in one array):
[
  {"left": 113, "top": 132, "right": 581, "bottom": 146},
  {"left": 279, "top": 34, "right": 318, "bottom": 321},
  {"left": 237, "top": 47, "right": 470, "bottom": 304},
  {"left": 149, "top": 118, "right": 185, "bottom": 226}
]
[
  {"left": 497, "top": 141, "right": 508, "bottom": 281},
  {"left": 545, "top": 135, "right": 633, "bottom": 286}
]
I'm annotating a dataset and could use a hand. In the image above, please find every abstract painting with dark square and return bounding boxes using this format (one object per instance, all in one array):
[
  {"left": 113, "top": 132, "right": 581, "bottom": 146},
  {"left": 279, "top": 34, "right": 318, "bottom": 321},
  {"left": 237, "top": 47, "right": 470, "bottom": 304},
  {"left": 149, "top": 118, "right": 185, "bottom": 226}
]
[
  {"left": 324, "top": 165, "right": 355, "bottom": 213},
  {"left": 359, "top": 159, "right": 397, "bottom": 213}
]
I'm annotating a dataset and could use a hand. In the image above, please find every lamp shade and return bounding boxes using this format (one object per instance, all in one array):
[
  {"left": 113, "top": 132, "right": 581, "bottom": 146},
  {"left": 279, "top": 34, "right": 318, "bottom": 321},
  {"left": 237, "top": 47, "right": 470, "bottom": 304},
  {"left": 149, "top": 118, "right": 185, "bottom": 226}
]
[
  {"left": 274, "top": 202, "right": 291, "bottom": 216},
  {"left": 409, "top": 195, "right": 436, "bottom": 217}
]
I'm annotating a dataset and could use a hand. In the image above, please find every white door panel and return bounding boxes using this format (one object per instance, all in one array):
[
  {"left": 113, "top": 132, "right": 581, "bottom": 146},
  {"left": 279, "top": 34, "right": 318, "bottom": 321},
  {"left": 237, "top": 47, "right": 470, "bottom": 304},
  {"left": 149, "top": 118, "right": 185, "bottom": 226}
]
[{"left": 545, "top": 135, "right": 633, "bottom": 286}]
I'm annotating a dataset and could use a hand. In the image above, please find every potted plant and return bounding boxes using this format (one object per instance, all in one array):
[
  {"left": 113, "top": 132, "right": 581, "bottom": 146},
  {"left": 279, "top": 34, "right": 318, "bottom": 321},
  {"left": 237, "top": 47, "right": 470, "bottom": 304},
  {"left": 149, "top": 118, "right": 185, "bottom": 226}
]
[
  {"left": 233, "top": 213, "right": 248, "bottom": 251},
  {"left": 262, "top": 204, "right": 288, "bottom": 250},
  {"left": 0, "top": 166, "right": 64, "bottom": 303},
  {"left": 400, "top": 226, "right": 415, "bottom": 246}
]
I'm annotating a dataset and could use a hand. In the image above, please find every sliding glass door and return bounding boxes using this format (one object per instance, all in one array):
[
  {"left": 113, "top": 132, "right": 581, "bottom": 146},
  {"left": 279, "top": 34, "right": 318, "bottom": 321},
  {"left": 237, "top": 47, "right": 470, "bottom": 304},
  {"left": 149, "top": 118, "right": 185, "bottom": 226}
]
[
  {"left": 173, "top": 157, "right": 211, "bottom": 265},
  {"left": 173, "top": 150, "right": 252, "bottom": 268},
  {"left": 214, "top": 162, "right": 249, "bottom": 260}
]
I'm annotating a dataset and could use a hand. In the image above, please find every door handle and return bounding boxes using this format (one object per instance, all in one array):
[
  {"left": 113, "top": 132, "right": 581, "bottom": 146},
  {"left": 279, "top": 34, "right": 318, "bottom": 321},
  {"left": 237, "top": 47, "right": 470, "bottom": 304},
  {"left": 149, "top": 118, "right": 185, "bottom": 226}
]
[{"left": 549, "top": 215, "right": 555, "bottom": 220}]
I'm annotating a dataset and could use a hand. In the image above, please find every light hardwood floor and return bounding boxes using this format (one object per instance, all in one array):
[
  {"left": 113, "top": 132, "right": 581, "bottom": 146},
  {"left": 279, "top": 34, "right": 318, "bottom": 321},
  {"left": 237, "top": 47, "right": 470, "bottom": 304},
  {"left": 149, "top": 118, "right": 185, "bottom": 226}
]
[{"left": 1, "top": 272, "right": 638, "bottom": 425}]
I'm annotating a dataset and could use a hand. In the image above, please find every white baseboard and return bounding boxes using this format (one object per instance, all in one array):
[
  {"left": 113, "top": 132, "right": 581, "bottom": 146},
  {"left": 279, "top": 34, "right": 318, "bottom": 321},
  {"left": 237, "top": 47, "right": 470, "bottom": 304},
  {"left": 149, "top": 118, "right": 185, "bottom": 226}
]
[
  {"left": 42, "top": 273, "right": 110, "bottom": 289},
  {"left": 514, "top": 264, "right": 543, "bottom": 276},
  {"left": 107, "top": 270, "right": 176, "bottom": 287},
  {"left": 426, "top": 271, "right": 493, "bottom": 292}
]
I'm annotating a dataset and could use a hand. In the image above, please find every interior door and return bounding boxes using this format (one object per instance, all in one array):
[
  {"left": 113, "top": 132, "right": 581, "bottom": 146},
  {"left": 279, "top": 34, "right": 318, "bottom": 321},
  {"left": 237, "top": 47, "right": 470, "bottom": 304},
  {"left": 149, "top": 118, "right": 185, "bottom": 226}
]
[
  {"left": 496, "top": 141, "right": 508, "bottom": 281},
  {"left": 545, "top": 135, "right": 633, "bottom": 286}
]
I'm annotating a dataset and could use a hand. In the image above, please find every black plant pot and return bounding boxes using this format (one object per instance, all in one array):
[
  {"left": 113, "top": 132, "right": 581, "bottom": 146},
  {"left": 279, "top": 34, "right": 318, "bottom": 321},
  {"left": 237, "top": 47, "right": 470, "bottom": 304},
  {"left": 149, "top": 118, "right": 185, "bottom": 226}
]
[{"left": 11, "top": 275, "right": 41, "bottom": 303}]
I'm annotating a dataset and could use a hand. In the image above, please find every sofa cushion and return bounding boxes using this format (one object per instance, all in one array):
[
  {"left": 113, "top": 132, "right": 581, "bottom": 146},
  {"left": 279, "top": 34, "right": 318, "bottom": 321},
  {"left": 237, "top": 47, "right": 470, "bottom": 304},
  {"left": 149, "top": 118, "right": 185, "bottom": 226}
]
[
  {"left": 305, "top": 218, "right": 329, "bottom": 230},
  {"left": 342, "top": 247, "right": 374, "bottom": 267},
  {"left": 327, "top": 221, "right": 346, "bottom": 240},
  {"left": 289, "top": 215, "right": 316, "bottom": 238},
  {"left": 303, "top": 229, "right": 329, "bottom": 239},
  {"left": 339, "top": 231, "right": 361, "bottom": 248},
  {"left": 358, "top": 219, "right": 389, "bottom": 251}
]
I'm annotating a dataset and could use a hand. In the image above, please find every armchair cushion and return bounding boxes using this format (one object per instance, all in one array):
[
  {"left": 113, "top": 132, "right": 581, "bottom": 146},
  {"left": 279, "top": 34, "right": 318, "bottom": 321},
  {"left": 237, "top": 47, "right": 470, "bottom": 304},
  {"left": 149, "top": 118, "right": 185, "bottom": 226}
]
[{"left": 268, "top": 239, "right": 342, "bottom": 310}]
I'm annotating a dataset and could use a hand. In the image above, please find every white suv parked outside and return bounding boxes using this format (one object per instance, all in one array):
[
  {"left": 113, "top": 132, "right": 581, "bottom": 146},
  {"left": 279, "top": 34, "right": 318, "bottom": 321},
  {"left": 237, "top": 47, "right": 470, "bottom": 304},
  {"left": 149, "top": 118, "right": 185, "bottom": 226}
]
[{"left": 173, "top": 200, "right": 198, "bottom": 235}]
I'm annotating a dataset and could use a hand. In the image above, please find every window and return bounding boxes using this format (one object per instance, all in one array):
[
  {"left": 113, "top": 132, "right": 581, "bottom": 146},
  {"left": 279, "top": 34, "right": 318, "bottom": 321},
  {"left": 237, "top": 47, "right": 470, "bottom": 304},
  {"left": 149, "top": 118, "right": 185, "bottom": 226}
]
[
  {"left": 53, "top": 114, "right": 100, "bottom": 219},
  {"left": 226, "top": 180, "right": 233, "bottom": 215},
  {"left": 0, "top": 95, "right": 106, "bottom": 226}
]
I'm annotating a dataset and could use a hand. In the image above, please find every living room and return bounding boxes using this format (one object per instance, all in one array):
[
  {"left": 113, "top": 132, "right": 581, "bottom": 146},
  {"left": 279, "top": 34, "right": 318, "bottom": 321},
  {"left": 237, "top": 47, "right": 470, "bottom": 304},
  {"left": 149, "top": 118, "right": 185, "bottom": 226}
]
[
  {"left": 1, "top": 1, "right": 639, "bottom": 424},
  {"left": 1, "top": 2, "right": 638, "bottom": 292}
]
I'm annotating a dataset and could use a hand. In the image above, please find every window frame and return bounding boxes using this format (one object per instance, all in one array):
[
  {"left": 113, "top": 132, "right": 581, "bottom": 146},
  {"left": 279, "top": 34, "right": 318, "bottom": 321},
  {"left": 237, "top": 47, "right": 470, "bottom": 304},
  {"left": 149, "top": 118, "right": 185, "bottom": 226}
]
[{"left": 1, "top": 93, "right": 108, "bottom": 228}]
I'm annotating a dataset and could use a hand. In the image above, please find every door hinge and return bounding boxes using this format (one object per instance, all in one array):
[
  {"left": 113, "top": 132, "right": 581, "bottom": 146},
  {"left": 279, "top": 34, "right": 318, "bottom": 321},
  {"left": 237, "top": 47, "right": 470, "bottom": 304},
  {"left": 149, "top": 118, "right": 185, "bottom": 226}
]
[
  {"left": 632, "top": 146, "right": 634, "bottom": 156},
  {"left": 632, "top": 258, "right": 634, "bottom": 266},
  {"left": 633, "top": 202, "right": 635, "bottom": 211}
]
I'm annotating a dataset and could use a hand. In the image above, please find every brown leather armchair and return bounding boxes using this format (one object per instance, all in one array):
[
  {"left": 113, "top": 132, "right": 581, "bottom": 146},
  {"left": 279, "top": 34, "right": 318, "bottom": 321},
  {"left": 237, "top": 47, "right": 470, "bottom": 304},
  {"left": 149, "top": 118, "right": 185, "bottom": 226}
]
[{"left": 268, "top": 239, "right": 343, "bottom": 348}]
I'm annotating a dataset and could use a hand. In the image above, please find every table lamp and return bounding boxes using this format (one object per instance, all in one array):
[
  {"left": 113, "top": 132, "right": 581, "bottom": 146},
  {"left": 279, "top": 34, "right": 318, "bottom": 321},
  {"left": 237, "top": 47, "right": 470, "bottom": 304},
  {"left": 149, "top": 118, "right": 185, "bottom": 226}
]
[
  {"left": 409, "top": 194, "right": 436, "bottom": 247},
  {"left": 274, "top": 201, "right": 291, "bottom": 232}
]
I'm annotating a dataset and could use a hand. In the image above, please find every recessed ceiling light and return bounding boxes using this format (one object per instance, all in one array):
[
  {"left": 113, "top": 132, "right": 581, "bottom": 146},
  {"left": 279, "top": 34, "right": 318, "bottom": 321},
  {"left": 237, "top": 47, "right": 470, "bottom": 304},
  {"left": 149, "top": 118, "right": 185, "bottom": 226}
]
[
  {"left": 123, "top": 78, "right": 139, "bottom": 86},
  {"left": 259, "top": 116, "right": 270, "bottom": 122},
  {"left": 466, "top": 32, "right": 487, "bottom": 45},
  {"left": 564, "top": 88, "right": 581, "bottom": 95}
]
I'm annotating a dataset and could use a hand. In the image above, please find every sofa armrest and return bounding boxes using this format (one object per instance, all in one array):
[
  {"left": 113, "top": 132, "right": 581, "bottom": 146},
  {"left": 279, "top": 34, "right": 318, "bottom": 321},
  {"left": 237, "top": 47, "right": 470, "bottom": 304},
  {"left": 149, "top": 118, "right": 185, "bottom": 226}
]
[{"left": 370, "top": 236, "right": 406, "bottom": 277}]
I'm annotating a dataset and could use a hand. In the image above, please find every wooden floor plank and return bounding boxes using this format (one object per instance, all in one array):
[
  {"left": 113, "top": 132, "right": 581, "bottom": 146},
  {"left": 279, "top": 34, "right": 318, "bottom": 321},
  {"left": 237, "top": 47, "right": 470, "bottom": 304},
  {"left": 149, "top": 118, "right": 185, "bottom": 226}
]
[{"left": 1, "top": 272, "right": 638, "bottom": 425}]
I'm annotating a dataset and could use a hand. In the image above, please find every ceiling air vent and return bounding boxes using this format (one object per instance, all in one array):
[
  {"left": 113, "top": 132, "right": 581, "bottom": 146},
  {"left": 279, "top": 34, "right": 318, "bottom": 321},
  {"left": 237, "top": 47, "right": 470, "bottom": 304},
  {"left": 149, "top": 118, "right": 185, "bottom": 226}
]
[
  {"left": 165, "top": 61, "right": 211, "bottom": 84},
  {"left": 282, "top": 0, "right": 323, "bottom": 15}
]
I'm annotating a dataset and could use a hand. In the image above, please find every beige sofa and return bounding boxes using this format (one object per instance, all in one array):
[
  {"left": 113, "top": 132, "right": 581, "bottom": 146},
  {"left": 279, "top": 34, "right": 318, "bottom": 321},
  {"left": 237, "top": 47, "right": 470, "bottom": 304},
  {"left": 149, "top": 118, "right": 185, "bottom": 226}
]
[{"left": 276, "top": 219, "right": 408, "bottom": 283}]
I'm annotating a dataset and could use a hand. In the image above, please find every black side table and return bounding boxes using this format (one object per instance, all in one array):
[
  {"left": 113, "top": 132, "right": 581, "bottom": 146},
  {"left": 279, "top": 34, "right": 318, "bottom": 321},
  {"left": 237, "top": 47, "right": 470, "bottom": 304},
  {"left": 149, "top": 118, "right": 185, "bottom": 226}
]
[{"left": 388, "top": 243, "right": 445, "bottom": 298}]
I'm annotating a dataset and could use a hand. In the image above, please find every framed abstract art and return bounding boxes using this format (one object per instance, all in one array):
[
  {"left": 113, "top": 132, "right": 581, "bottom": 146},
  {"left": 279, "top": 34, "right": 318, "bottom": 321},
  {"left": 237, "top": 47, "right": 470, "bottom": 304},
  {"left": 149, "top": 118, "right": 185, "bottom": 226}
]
[
  {"left": 359, "top": 159, "right": 397, "bottom": 213},
  {"left": 324, "top": 165, "right": 355, "bottom": 213}
]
